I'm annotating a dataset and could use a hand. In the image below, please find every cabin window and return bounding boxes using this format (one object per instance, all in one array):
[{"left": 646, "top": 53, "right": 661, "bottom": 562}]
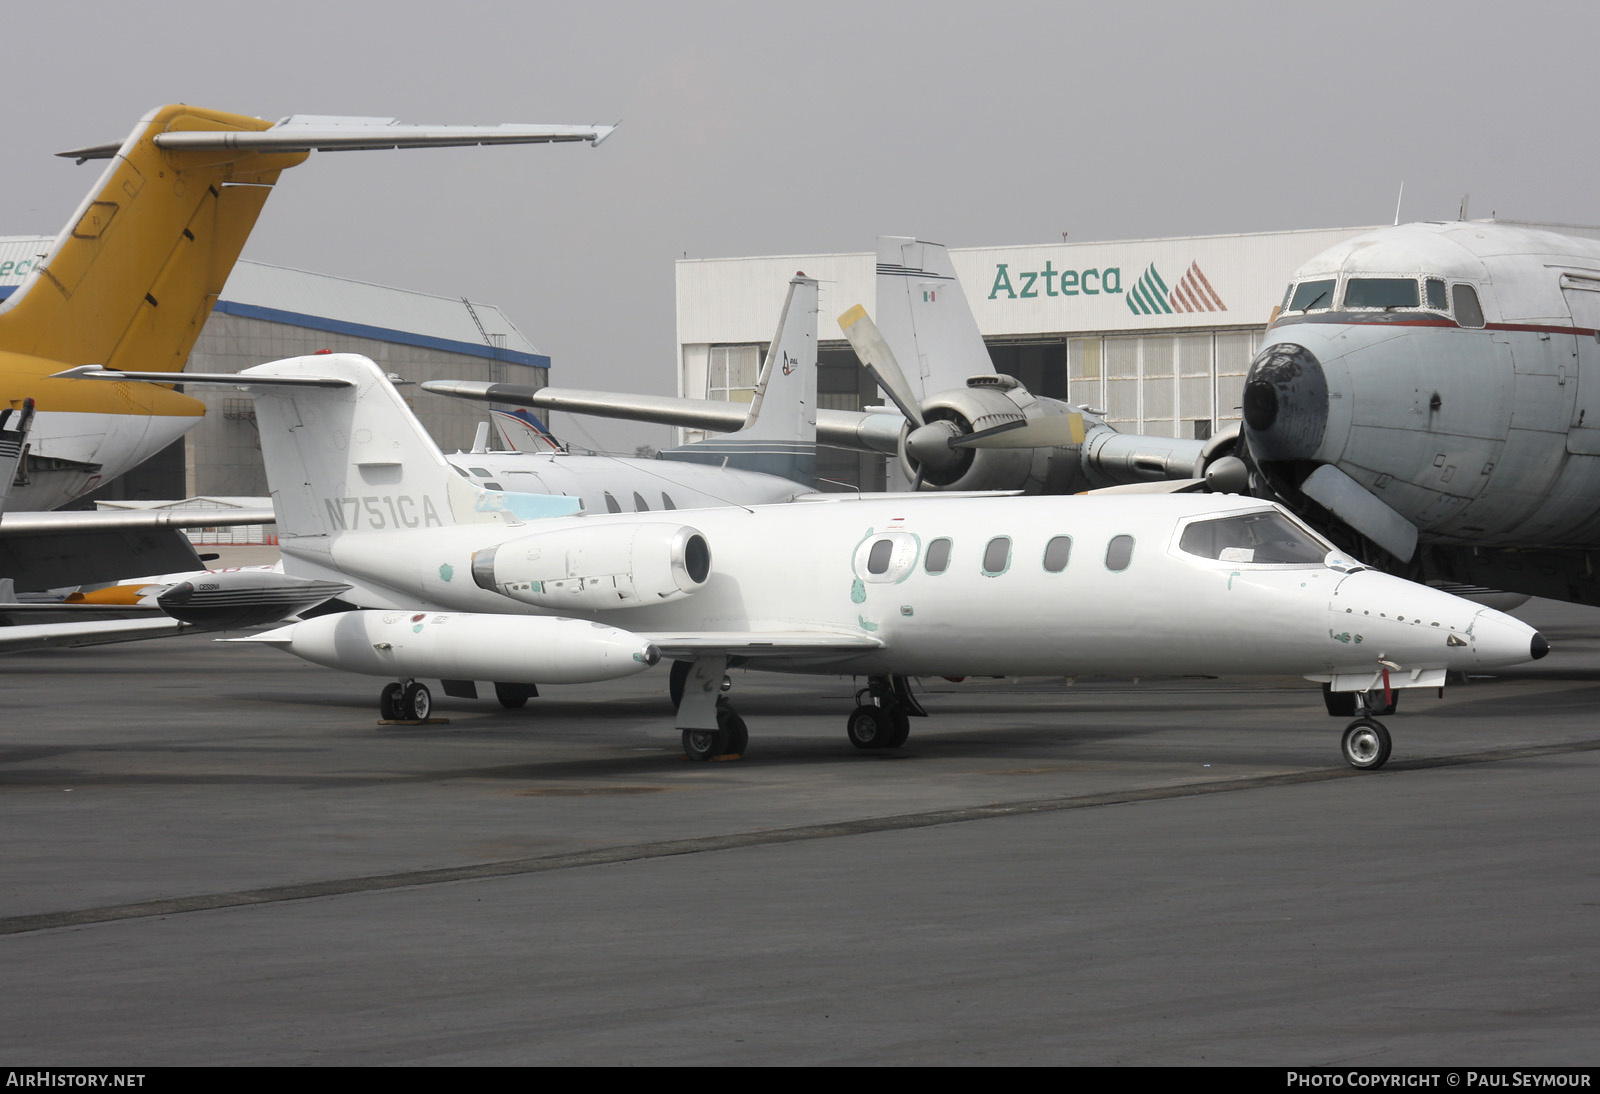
[
  {"left": 633, "top": 492, "right": 649, "bottom": 512},
  {"left": 661, "top": 493, "right": 677, "bottom": 510},
  {"left": 1288, "top": 279, "right": 1336, "bottom": 312},
  {"left": 982, "top": 536, "right": 1011, "bottom": 576},
  {"left": 604, "top": 492, "right": 621, "bottom": 514},
  {"left": 867, "top": 539, "right": 895, "bottom": 574},
  {"left": 854, "top": 532, "right": 920, "bottom": 584},
  {"left": 1178, "top": 510, "right": 1330, "bottom": 565},
  {"left": 925, "top": 537, "right": 952, "bottom": 574},
  {"left": 1105, "top": 535, "right": 1135, "bottom": 572},
  {"left": 1344, "top": 278, "right": 1420, "bottom": 309},
  {"left": 1453, "top": 284, "right": 1485, "bottom": 328},
  {"left": 1426, "top": 278, "right": 1448, "bottom": 310},
  {"left": 1042, "top": 535, "right": 1073, "bottom": 573}
]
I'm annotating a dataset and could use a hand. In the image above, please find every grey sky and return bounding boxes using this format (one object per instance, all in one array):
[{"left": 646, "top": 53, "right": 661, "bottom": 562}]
[{"left": 8, "top": 1, "right": 1597, "bottom": 451}]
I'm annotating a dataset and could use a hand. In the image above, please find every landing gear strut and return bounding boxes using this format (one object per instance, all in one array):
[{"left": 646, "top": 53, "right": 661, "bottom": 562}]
[{"left": 846, "top": 675, "right": 922, "bottom": 751}]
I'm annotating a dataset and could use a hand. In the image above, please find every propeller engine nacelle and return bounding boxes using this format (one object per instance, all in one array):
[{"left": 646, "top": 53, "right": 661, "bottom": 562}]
[
  {"left": 899, "top": 375, "right": 1095, "bottom": 493},
  {"left": 472, "top": 523, "right": 711, "bottom": 610}
]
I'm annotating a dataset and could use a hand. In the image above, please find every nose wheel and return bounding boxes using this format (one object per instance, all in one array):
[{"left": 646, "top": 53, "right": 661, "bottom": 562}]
[{"left": 1341, "top": 717, "right": 1392, "bottom": 770}]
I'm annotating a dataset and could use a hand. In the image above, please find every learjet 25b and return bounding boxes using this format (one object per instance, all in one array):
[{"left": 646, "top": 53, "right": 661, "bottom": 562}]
[{"left": 143, "top": 353, "right": 1545, "bottom": 770}]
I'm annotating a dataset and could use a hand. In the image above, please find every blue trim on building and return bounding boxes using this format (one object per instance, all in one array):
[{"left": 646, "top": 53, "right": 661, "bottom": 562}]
[{"left": 211, "top": 300, "right": 550, "bottom": 369}]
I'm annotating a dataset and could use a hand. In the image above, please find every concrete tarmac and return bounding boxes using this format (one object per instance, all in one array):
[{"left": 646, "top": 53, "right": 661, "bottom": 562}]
[{"left": 1, "top": 600, "right": 1597, "bottom": 1064}]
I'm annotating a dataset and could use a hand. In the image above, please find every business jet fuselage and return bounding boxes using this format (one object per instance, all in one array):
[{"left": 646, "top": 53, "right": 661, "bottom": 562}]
[{"left": 233, "top": 349, "right": 1543, "bottom": 770}]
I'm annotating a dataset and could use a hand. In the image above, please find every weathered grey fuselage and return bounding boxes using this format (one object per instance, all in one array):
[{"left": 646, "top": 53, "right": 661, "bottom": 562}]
[{"left": 1242, "top": 221, "right": 1600, "bottom": 602}]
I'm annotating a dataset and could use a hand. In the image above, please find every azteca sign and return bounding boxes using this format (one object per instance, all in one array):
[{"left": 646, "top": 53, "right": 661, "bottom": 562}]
[{"left": 987, "top": 260, "right": 1226, "bottom": 315}]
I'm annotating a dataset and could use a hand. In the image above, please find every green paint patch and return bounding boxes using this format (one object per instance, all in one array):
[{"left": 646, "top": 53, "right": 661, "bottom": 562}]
[
  {"left": 857, "top": 615, "right": 879, "bottom": 632},
  {"left": 850, "top": 578, "right": 866, "bottom": 604},
  {"left": 439, "top": 563, "right": 454, "bottom": 582},
  {"left": 1330, "top": 631, "right": 1352, "bottom": 644}
]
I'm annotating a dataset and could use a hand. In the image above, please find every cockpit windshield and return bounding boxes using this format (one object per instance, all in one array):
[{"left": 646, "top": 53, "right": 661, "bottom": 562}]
[
  {"left": 1178, "top": 510, "right": 1332, "bottom": 566},
  {"left": 1343, "top": 277, "right": 1421, "bottom": 309},
  {"left": 1288, "top": 279, "right": 1336, "bottom": 312}
]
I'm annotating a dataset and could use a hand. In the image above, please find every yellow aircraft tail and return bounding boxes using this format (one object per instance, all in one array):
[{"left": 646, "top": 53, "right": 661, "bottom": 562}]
[{"left": 0, "top": 105, "right": 309, "bottom": 379}]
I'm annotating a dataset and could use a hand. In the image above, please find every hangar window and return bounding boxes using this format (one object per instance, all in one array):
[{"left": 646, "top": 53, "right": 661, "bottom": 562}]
[
  {"left": 633, "top": 492, "right": 649, "bottom": 512},
  {"left": 982, "top": 536, "right": 1011, "bottom": 576},
  {"left": 1426, "top": 278, "right": 1448, "bottom": 310},
  {"left": 603, "top": 492, "right": 621, "bottom": 514},
  {"left": 1178, "top": 510, "right": 1329, "bottom": 565},
  {"left": 1344, "top": 278, "right": 1420, "bottom": 309},
  {"left": 1042, "top": 535, "right": 1073, "bottom": 573},
  {"left": 925, "top": 537, "right": 952, "bottom": 574},
  {"left": 1288, "top": 279, "right": 1336, "bottom": 312},
  {"left": 1105, "top": 535, "right": 1135, "bottom": 572},
  {"left": 1453, "top": 284, "right": 1485, "bottom": 328}
]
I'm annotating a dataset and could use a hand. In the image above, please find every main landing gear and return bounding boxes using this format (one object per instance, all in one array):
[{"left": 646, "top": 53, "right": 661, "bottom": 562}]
[
  {"left": 670, "top": 663, "right": 928, "bottom": 762},
  {"left": 380, "top": 679, "right": 432, "bottom": 722},
  {"left": 846, "top": 675, "right": 924, "bottom": 751},
  {"left": 674, "top": 656, "right": 746, "bottom": 762},
  {"left": 1324, "top": 683, "right": 1398, "bottom": 770}
]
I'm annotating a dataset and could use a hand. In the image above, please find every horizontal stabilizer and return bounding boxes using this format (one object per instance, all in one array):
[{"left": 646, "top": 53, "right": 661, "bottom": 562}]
[
  {"left": 53, "top": 366, "right": 354, "bottom": 389},
  {"left": 60, "top": 118, "right": 616, "bottom": 161}
]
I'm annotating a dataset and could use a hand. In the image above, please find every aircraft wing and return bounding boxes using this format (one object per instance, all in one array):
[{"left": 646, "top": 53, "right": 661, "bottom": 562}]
[
  {"left": 0, "top": 617, "right": 190, "bottom": 653},
  {"left": 637, "top": 630, "right": 885, "bottom": 661},
  {"left": 421, "top": 381, "right": 905, "bottom": 456},
  {"left": 0, "top": 508, "right": 276, "bottom": 593}
]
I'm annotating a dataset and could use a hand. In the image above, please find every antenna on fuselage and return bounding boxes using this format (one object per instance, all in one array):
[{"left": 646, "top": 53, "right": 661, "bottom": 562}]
[
  {"left": 1393, "top": 180, "right": 1405, "bottom": 226},
  {"left": 1458, "top": 194, "right": 1471, "bottom": 221}
]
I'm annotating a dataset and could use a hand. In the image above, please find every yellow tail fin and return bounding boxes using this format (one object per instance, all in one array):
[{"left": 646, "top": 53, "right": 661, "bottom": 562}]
[{"left": 0, "top": 105, "right": 309, "bottom": 382}]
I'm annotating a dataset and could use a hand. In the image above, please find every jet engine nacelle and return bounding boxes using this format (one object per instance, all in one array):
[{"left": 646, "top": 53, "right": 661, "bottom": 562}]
[
  {"left": 256, "top": 610, "right": 660, "bottom": 684},
  {"left": 471, "top": 522, "right": 711, "bottom": 610}
]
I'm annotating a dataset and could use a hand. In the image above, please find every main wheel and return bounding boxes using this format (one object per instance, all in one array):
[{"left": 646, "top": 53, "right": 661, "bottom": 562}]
[
  {"left": 403, "top": 681, "right": 432, "bottom": 722},
  {"left": 1342, "top": 718, "right": 1392, "bottom": 770},
  {"left": 380, "top": 682, "right": 403, "bottom": 720},
  {"left": 884, "top": 707, "right": 911, "bottom": 749},
  {"left": 847, "top": 704, "right": 893, "bottom": 750},
  {"left": 718, "top": 705, "right": 748, "bottom": 757},
  {"left": 495, "top": 682, "right": 534, "bottom": 709},
  {"left": 682, "top": 724, "right": 730, "bottom": 761}
]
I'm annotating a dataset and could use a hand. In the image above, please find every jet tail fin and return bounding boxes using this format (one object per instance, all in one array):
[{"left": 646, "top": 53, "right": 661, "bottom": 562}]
[{"left": 660, "top": 274, "right": 819, "bottom": 486}]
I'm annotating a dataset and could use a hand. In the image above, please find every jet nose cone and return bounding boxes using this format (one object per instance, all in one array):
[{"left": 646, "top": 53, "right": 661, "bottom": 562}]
[
  {"left": 1468, "top": 608, "right": 1545, "bottom": 669},
  {"left": 1242, "top": 342, "right": 1328, "bottom": 461}
]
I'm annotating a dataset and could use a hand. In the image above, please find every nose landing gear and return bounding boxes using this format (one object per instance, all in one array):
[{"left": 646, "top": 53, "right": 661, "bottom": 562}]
[{"left": 1341, "top": 717, "right": 1392, "bottom": 769}]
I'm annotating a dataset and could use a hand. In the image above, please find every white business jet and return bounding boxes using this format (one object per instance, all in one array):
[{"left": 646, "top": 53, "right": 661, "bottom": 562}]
[{"left": 80, "top": 354, "right": 1545, "bottom": 769}]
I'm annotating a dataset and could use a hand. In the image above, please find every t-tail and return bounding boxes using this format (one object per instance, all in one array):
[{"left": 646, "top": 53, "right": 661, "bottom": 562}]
[
  {"left": 658, "top": 274, "right": 819, "bottom": 486},
  {"left": 144, "top": 354, "right": 583, "bottom": 550}
]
